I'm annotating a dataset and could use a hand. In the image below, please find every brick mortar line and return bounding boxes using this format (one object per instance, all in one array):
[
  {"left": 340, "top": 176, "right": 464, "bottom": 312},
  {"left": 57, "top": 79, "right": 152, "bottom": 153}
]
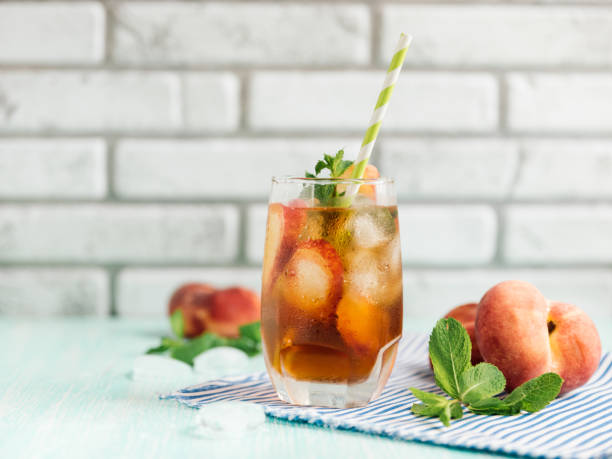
[
  {"left": 0, "top": 262, "right": 611, "bottom": 270},
  {"left": 5, "top": 131, "right": 612, "bottom": 139},
  {"left": 369, "top": 2, "right": 381, "bottom": 67},
  {"left": 4, "top": 132, "right": 612, "bottom": 140},
  {"left": 2, "top": 198, "right": 612, "bottom": 205},
  {"left": 236, "top": 69, "right": 250, "bottom": 131},
  {"left": 100, "top": 0, "right": 113, "bottom": 64},
  {"left": 2, "top": 65, "right": 612, "bottom": 72},
  {"left": 497, "top": 72, "right": 509, "bottom": 133},
  {"left": 108, "top": 267, "right": 119, "bottom": 316},
  {"left": 491, "top": 203, "right": 506, "bottom": 265},
  {"left": 0, "top": 261, "right": 250, "bottom": 269},
  {"left": 236, "top": 203, "right": 249, "bottom": 266},
  {"left": 105, "top": 139, "right": 117, "bottom": 200},
  {"left": 44, "top": 0, "right": 612, "bottom": 5}
]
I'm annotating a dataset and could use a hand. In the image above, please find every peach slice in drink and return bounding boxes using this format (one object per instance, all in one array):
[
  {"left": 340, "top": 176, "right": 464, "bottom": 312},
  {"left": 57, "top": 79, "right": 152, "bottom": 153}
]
[
  {"left": 336, "top": 291, "right": 389, "bottom": 357},
  {"left": 281, "top": 345, "right": 351, "bottom": 382},
  {"left": 337, "top": 164, "right": 380, "bottom": 199},
  {"left": 262, "top": 203, "right": 307, "bottom": 294}
]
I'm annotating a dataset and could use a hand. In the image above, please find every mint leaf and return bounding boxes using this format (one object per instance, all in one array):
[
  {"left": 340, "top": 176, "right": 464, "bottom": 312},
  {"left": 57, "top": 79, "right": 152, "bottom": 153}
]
[
  {"left": 410, "top": 388, "right": 463, "bottom": 426},
  {"left": 145, "top": 343, "right": 169, "bottom": 354},
  {"left": 503, "top": 372, "right": 563, "bottom": 412},
  {"left": 155, "top": 322, "right": 263, "bottom": 365},
  {"left": 161, "top": 336, "right": 184, "bottom": 348},
  {"left": 411, "top": 400, "right": 462, "bottom": 427},
  {"left": 232, "top": 322, "right": 263, "bottom": 356},
  {"left": 411, "top": 403, "right": 445, "bottom": 417},
  {"left": 239, "top": 322, "right": 261, "bottom": 342},
  {"left": 170, "top": 333, "right": 228, "bottom": 365},
  {"left": 458, "top": 362, "right": 506, "bottom": 404},
  {"left": 468, "top": 371, "right": 562, "bottom": 416},
  {"left": 429, "top": 318, "right": 472, "bottom": 399},
  {"left": 414, "top": 319, "right": 562, "bottom": 426},
  {"left": 145, "top": 336, "right": 184, "bottom": 355},
  {"left": 439, "top": 404, "right": 452, "bottom": 426},
  {"left": 305, "top": 149, "right": 353, "bottom": 207},
  {"left": 410, "top": 387, "right": 450, "bottom": 405},
  {"left": 450, "top": 401, "right": 464, "bottom": 420},
  {"left": 170, "top": 309, "right": 184, "bottom": 338},
  {"left": 468, "top": 397, "right": 522, "bottom": 416}
]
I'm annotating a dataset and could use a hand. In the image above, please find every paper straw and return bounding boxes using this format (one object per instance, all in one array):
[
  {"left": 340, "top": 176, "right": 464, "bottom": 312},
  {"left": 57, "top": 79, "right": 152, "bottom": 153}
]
[{"left": 350, "top": 33, "right": 412, "bottom": 180}]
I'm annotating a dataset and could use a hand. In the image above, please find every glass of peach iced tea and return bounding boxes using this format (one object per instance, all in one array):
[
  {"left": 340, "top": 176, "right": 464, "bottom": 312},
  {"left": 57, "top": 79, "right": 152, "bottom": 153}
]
[{"left": 261, "top": 176, "right": 403, "bottom": 408}]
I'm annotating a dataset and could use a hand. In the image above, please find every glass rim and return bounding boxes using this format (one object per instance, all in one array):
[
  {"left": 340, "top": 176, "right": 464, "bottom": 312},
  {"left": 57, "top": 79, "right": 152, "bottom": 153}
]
[{"left": 272, "top": 175, "right": 394, "bottom": 185}]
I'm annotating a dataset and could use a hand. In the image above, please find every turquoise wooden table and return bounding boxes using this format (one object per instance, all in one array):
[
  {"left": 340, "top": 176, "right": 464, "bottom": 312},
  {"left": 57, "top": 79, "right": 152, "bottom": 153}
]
[{"left": 1, "top": 318, "right": 610, "bottom": 459}]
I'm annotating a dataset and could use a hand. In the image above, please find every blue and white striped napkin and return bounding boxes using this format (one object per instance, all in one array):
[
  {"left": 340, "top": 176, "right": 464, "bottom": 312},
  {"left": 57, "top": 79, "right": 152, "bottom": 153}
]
[{"left": 163, "top": 334, "right": 612, "bottom": 459}]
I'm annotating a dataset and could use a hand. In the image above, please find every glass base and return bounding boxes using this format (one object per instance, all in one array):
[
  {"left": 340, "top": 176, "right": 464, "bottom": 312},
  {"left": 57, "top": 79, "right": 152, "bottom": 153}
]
[{"left": 265, "top": 337, "right": 400, "bottom": 408}]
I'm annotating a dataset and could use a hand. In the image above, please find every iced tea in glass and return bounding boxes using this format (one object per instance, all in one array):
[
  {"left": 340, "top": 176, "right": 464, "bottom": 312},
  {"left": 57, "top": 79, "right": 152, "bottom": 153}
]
[{"left": 261, "top": 177, "right": 403, "bottom": 408}]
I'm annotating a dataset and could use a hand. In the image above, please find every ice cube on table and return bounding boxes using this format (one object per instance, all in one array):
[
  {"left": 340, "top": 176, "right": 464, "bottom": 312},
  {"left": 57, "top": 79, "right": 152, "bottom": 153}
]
[
  {"left": 193, "top": 347, "right": 250, "bottom": 379},
  {"left": 132, "top": 355, "right": 193, "bottom": 382},
  {"left": 196, "top": 401, "right": 266, "bottom": 438}
]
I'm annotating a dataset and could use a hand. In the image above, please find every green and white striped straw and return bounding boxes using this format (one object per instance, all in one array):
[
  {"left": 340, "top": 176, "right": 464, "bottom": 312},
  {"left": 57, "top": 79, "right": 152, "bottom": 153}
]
[{"left": 350, "top": 33, "right": 412, "bottom": 180}]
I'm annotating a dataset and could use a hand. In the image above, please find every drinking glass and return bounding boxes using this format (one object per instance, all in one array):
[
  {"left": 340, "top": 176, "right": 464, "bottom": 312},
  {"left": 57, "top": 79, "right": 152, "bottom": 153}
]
[{"left": 261, "top": 177, "right": 403, "bottom": 408}]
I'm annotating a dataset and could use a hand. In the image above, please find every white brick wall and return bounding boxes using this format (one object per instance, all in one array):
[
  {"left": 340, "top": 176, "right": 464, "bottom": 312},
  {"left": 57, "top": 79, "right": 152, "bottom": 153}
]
[
  {"left": 0, "top": 1, "right": 610, "bottom": 319},
  {"left": 0, "top": 269, "right": 109, "bottom": 316},
  {"left": 504, "top": 206, "right": 612, "bottom": 264},
  {"left": 399, "top": 206, "right": 498, "bottom": 266},
  {"left": 381, "top": 6, "right": 612, "bottom": 67},
  {"left": 507, "top": 74, "right": 612, "bottom": 133},
  {"left": 0, "top": 72, "right": 239, "bottom": 133},
  {"left": 115, "top": 138, "right": 360, "bottom": 199},
  {"left": 379, "top": 139, "right": 518, "bottom": 200},
  {"left": 249, "top": 72, "right": 498, "bottom": 132},
  {"left": 112, "top": 3, "right": 370, "bottom": 66},
  {"left": 0, "top": 3, "right": 105, "bottom": 64},
  {"left": 0, "top": 139, "right": 106, "bottom": 199},
  {"left": 246, "top": 205, "right": 269, "bottom": 265},
  {"left": 0, "top": 205, "right": 239, "bottom": 263},
  {"left": 513, "top": 140, "right": 612, "bottom": 199},
  {"left": 0, "top": 72, "right": 181, "bottom": 132},
  {"left": 181, "top": 73, "right": 240, "bottom": 132}
]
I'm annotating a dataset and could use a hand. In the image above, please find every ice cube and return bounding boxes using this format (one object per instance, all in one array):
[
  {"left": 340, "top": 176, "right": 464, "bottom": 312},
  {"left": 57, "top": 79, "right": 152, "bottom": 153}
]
[
  {"left": 350, "top": 194, "right": 376, "bottom": 208},
  {"left": 195, "top": 401, "right": 266, "bottom": 438},
  {"left": 274, "top": 239, "right": 343, "bottom": 321},
  {"left": 193, "top": 347, "right": 249, "bottom": 379},
  {"left": 132, "top": 355, "right": 193, "bottom": 383},
  {"left": 344, "top": 245, "right": 402, "bottom": 307},
  {"left": 348, "top": 208, "right": 395, "bottom": 249}
]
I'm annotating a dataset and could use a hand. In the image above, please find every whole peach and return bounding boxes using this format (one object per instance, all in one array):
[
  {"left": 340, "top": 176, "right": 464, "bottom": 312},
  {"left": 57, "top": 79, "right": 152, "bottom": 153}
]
[
  {"left": 547, "top": 301, "right": 602, "bottom": 393},
  {"left": 168, "top": 283, "right": 216, "bottom": 338},
  {"left": 475, "top": 280, "right": 601, "bottom": 394},
  {"left": 204, "top": 287, "right": 261, "bottom": 338}
]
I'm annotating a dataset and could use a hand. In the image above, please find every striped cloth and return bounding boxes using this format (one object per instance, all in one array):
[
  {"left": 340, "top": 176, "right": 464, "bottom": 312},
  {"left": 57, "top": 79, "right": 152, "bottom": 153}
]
[{"left": 163, "top": 333, "right": 612, "bottom": 459}]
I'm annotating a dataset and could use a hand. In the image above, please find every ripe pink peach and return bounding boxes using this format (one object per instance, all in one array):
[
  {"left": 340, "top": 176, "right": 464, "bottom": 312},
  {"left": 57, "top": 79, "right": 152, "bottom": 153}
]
[
  {"left": 475, "top": 280, "right": 601, "bottom": 394},
  {"left": 168, "top": 284, "right": 260, "bottom": 338}
]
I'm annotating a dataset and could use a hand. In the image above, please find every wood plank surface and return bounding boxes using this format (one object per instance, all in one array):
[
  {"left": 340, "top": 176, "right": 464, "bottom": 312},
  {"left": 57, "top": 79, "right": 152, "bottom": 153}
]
[{"left": 1, "top": 318, "right": 609, "bottom": 459}]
